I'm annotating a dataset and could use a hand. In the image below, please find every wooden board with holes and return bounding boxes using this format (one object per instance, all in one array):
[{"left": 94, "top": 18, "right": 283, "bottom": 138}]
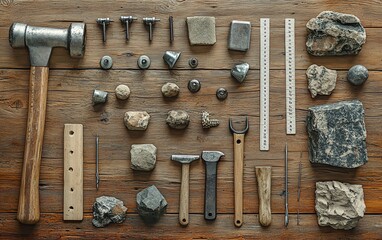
[{"left": 0, "top": 0, "right": 381, "bottom": 239}]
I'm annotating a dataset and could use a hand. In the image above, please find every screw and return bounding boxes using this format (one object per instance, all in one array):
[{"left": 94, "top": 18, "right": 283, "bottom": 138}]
[
  {"left": 188, "top": 57, "right": 198, "bottom": 68},
  {"left": 120, "top": 16, "right": 137, "bottom": 40},
  {"left": 143, "top": 17, "right": 160, "bottom": 41},
  {"left": 169, "top": 16, "right": 174, "bottom": 44},
  {"left": 96, "top": 18, "right": 113, "bottom": 43},
  {"left": 188, "top": 79, "right": 201, "bottom": 93},
  {"left": 99, "top": 55, "right": 113, "bottom": 70},
  {"left": 201, "top": 111, "right": 220, "bottom": 129},
  {"left": 216, "top": 88, "right": 228, "bottom": 100},
  {"left": 137, "top": 55, "right": 151, "bottom": 69}
]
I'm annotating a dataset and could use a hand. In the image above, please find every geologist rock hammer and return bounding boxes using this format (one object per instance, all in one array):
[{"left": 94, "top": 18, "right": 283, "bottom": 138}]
[{"left": 9, "top": 22, "right": 86, "bottom": 224}]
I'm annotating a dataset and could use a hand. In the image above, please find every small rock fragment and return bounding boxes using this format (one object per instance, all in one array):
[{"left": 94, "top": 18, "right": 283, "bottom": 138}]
[
  {"left": 166, "top": 110, "right": 190, "bottom": 129},
  {"left": 130, "top": 144, "right": 157, "bottom": 171},
  {"left": 201, "top": 111, "right": 220, "bottom": 129},
  {"left": 307, "top": 100, "right": 368, "bottom": 168},
  {"left": 93, "top": 89, "right": 108, "bottom": 105},
  {"left": 186, "top": 16, "right": 216, "bottom": 45},
  {"left": 231, "top": 63, "right": 249, "bottom": 83},
  {"left": 161, "top": 83, "right": 180, "bottom": 98},
  {"left": 115, "top": 84, "right": 131, "bottom": 100},
  {"left": 306, "top": 64, "right": 337, "bottom": 98},
  {"left": 347, "top": 65, "right": 369, "bottom": 86},
  {"left": 137, "top": 185, "right": 168, "bottom": 224},
  {"left": 315, "top": 181, "right": 365, "bottom": 230},
  {"left": 306, "top": 11, "right": 366, "bottom": 56},
  {"left": 124, "top": 111, "right": 150, "bottom": 131},
  {"left": 92, "top": 196, "right": 127, "bottom": 228}
]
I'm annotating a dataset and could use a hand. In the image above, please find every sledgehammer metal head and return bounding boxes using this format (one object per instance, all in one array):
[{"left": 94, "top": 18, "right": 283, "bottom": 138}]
[
  {"left": 171, "top": 154, "right": 200, "bottom": 164},
  {"left": 9, "top": 22, "right": 86, "bottom": 66},
  {"left": 202, "top": 151, "right": 224, "bottom": 162}
]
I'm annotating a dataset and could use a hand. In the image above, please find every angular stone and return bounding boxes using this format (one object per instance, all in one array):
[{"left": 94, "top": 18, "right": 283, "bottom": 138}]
[
  {"left": 347, "top": 65, "right": 369, "bottom": 86},
  {"left": 161, "top": 82, "right": 180, "bottom": 98},
  {"left": 307, "top": 100, "right": 367, "bottom": 168},
  {"left": 137, "top": 185, "right": 168, "bottom": 223},
  {"left": 186, "top": 16, "right": 216, "bottom": 45},
  {"left": 315, "top": 181, "right": 365, "bottom": 230},
  {"left": 130, "top": 144, "right": 157, "bottom": 171},
  {"left": 231, "top": 63, "right": 249, "bottom": 83},
  {"left": 306, "top": 11, "right": 366, "bottom": 56},
  {"left": 115, "top": 84, "right": 131, "bottom": 100},
  {"left": 166, "top": 110, "right": 190, "bottom": 129},
  {"left": 92, "top": 196, "right": 127, "bottom": 228},
  {"left": 306, "top": 64, "right": 337, "bottom": 98},
  {"left": 124, "top": 111, "right": 150, "bottom": 131}
]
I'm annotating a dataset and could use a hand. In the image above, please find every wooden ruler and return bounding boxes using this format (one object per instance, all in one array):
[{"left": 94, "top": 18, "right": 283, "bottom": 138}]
[
  {"left": 63, "top": 124, "right": 83, "bottom": 221},
  {"left": 285, "top": 18, "right": 296, "bottom": 135},
  {"left": 260, "top": 18, "right": 270, "bottom": 151}
]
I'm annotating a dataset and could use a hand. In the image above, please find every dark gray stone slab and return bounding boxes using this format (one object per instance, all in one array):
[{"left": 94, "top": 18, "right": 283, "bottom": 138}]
[
  {"left": 307, "top": 100, "right": 368, "bottom": 168},
  {"left": 137, "top": 185, "right": 168, "bottom": 224}
]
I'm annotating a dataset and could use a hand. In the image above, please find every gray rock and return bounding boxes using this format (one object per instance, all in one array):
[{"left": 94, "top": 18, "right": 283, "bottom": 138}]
[
  {"left": 137, "top": 185, "right": 168, "bottom": 223},
  {"left": 115, "top": 84, "right": 131, "bottom": 100},
  {"left": 130, "top": 144, "right": 157, "bottom": 171},
  {"left": 306, "top": 11, "right": 366, "bottom": 56},
  {"left": 92, "top": 196, "right": 127, "bottom": 228},
  {"left": 124, "top": 111, "right": 150, "bottom": 131},
  {"left": 315, "top": 181, "right": 365, "bottom": 230},
  {"left": 186, "top": 16, "right": 216, "bottom": 45},
  {"left": 161, "top": 82, "right": 180, "bottom": 98},
  {"left": 307, "top": 100, "right": 368, "bottom": 168},
  {"left": 347, "top": 65, "right": 369, "bottom": 85},
  {"left": 306, "top": 64, "right": 337, "bottom": 98},
  {"left": 166, "top": 110, "right": 190, "bottom": 129},
  {"left": 231, "top": 63, "right": 249, "bottom": 83}
]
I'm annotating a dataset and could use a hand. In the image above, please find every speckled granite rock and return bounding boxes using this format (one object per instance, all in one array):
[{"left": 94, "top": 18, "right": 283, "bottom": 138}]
[
  {"left": 315, "top": 181, "right": 365, "bottom": 230},
  {"left": 306, "top": 11, "right": 366, "bottom": 56},
  {"left": 307, "top": 100, "right": 367, "bottom": 168},
  {"left": 137, "top": 185, "right": 168, "bottom": 223},
  {"left": 92, "top": 196, "right": 127, "bottom": 228},
  {"left": 306, "top": 64, "right": 337, "bottom": 98},
  {"left": 347, "top": 65, "right": 369, "bottom": 85}
]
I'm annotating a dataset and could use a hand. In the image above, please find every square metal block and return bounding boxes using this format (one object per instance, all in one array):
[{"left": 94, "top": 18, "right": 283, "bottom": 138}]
[{"left": 228, "top": 20, "right": 251, "bottom": 51}]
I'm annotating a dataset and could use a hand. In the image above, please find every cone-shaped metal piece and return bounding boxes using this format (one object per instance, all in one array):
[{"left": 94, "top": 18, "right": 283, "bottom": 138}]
[
  {"left": 163, "top": 50, "right": 181, "bottom": 69},
  {"left": 231, "top": 62, "right": 249, "bottom": 83}
]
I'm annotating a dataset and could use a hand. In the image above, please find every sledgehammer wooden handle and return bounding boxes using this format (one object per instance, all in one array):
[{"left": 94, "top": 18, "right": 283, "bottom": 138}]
[
  {"left": 234, "top": 133, "right": 244, "bottom": 227},
  {"left": 255, "top": 166, "right": 272, "bottom": 227},
  {"left": 17, "top": 66, "right": 49, "bottom": 224}
]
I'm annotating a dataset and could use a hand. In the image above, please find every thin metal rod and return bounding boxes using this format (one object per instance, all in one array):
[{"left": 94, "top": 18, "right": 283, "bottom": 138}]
[
  {"left": 169, "top": 16, "right": 174, "bottom": 43},
  {"left": 297, "top": 161, "right": 302, "bottom": 225},
  {"left": 125, "top": 22, "right": 129, "bottom": 40},
  {"left": 96, "top": 135, "right": 100, "bottom": 190},
  {"left": 149, "top": 23, "right": 153, "bottom": 41},
  {"left": 102, "top": 22, "right": 106, "bottom": 42},
  {"left": 285, "top": 143, "right": 289, "bottom": 227}
]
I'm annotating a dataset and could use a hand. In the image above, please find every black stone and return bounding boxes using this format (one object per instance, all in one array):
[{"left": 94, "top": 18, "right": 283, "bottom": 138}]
[
  {"left": 307, "top": 100, "right": 368, "bottom": 168},
  {"left": 136, "top": 185, "right": 168, "bottom": 224}
]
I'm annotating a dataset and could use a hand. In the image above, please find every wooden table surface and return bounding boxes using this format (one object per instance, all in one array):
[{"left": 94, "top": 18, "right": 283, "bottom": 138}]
[{"left": 1, "top": 0, "right": 381, "bottom": 239}]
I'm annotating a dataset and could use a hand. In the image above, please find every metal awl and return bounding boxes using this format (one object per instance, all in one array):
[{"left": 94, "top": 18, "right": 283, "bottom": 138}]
[
  {"left": 96, "top": 135, "right": 100, "bottom": 190},
  {"left": 285, "top": 143, "right": 289, "bottom": 227}
]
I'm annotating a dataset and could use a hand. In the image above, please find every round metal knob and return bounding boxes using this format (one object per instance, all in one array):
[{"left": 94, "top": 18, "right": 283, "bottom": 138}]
[
  {"left": 216, "top": 87, "right": 228, "bottom": 100},
  {"left": 137, "top": 55, "right": 151, "bottom": 69},
  {"left": 188, "top": 79, "right": 201, "bottom": 93}
]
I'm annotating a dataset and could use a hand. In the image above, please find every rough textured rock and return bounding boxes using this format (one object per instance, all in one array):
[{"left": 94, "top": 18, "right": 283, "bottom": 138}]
[
  {"left": 307, "top": 100, "right": 368, "bottom": 168},
  {"left": 186, "top": 16, "right": 216, "bottom": 45},
  {"left": 130, "top": 144, "right": 157, "bottom": 171},
  {"left": 231, "top": 63, "right": 249, "bottom": 83},
  {"left": 115, "top": 84, "right": 131, "bottom": 100},
  {"left": 306, "top": 11, "right": 366, "bottom": 56},
  {"left": 124, "top": 111, "right": 150, "bottom": 131},
  {"left": 347, "top": 65, "right": 369, "bottom": 85},
  {"left": 137, "top": 185, "right": 168, "bottom": 223},
  {"left": 315, "top": 181, "right": 366, "bottom": 230},
  {"left": 306, "top": 64, "right": 337, "bottom": 98},
  {"left": 166, "top": 110, "right": 190, "bottom": 129},
  {"left": 161, "top": 82, "right": 180, "bottom": 98},
  {"left": 92, "top": 196, "right": 127, "bottom": 228}
]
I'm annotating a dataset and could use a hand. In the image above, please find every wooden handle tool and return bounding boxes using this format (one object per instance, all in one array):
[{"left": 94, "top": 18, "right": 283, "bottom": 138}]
[
  {"left": 179, "top": 163, "right": 190, "bottom": 226},
  {"left": 233, "top": 133, "right": 245, "bottom": 227},
  {"left": 255, "top": 166, "right": 272, "bottom": 227},
  {"left": 17, "top": 67, "right": 49, "bottom": 224}
]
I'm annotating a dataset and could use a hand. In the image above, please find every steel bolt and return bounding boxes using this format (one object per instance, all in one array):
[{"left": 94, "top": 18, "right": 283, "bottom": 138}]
[
  {"left": 216, "top": 88, "right": 228, "bottom": 100},
  {"left": 188, "top": 57, "right": 198, "bottom": 68},
  {"left": 188, "top": 79, "right": 201, "bottom": 93},
  {"left": 137, "top": 55, "right": 151, "bottom": 69},
  {"left": 99, "top": 55, "right": 113, "bottom": 70}
]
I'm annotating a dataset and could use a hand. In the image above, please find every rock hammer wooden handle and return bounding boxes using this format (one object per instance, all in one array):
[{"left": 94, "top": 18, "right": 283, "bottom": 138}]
[
  {"left": 179, "top": 163, "right": 190, "bottom": 226},
  {"left": 255, "top": 166, "right": 272, "bottom": 226},
  {"left": 17, "top": 66, "right": 49, "bottom": 224},
  {"left": 233, "top": 133, "right": 244, "bottom": 227}
]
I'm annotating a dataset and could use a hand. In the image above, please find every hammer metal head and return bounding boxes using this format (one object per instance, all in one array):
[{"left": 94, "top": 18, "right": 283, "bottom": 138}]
[
  {"left": 171, "top": 155, "right": 200, "bottom": 164},
  {"left": 9, "top": 22, "right": 86, "bottom": 67},
  {"left": 202, "top": 151, "right": 224, "bottom": 162}
]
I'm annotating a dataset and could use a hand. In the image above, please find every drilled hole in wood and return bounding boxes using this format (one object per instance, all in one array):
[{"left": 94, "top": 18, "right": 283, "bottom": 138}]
[
  {"left": 69, "top": 130, "right": 74, "bottom": 135},
  {"left": 70, "top": 188, "right": 74, "bottom": 192},
  {"left": 236, "top": 220, "right": 241, "bottom": 225},
  {"left": 69, "top": 206, "right": 74, "bottom": 210},
  {"left": 70, "top": 150, "right": 74, "bottom": 154},
  {"left": 182, "top": 218, "right": 187, "bottom": 223},
  {"left": 69, "top": 167, "right": 73, "bottom": 172},
  {"left": 236, "top": 139, "right": 241, "bottom": 144}
]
